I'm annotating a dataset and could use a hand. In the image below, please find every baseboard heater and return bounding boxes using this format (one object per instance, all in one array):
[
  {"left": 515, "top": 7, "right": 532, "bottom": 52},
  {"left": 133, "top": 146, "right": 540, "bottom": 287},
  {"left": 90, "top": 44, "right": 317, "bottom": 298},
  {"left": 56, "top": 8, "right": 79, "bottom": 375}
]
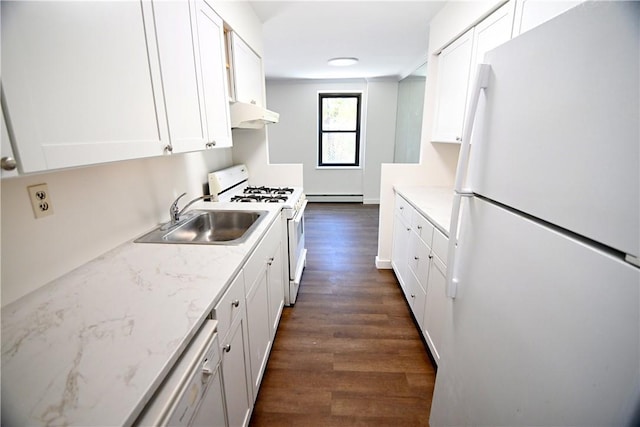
[{"left": 306, "top": 194, "right": 363, "bottom": 203}]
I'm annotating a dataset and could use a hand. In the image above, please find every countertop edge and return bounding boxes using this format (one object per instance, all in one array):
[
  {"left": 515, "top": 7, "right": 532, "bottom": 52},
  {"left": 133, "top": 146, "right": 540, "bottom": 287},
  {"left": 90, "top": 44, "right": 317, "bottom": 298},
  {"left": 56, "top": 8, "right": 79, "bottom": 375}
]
[{"left": 393, "top": 185, "right": 454, "bottom": 237}]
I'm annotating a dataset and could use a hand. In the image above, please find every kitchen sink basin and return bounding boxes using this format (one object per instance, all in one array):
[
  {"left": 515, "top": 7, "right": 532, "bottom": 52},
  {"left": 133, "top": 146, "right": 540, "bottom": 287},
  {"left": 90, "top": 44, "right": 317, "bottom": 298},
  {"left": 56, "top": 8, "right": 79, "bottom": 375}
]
[{"left": 135, "top": 210, "right": 268, "bottom": 245}]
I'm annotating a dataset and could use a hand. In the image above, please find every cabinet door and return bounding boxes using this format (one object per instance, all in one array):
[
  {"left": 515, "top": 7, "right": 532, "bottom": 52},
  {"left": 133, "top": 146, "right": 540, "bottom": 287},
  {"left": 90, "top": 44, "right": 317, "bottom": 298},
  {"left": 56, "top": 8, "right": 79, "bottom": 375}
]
[
  {"left": 411, "top": 271, "right": 427, "bottom": 332},
  {"left": 391, "top": 213, "right": 411, "bottom": 292},
  {"left": 1, "top": 1, "right": 168, "bottom": 173},
  {"left": 513, "top": 0, "right": 582, "bottom": 37},
  {"left": 231, "top": 33, "right": 264, "bottom": 106},
  {"left": 408, "top": 231, "right": 431, "bottom": 290},
  {"left": 423, "top": 255, "right": 448, "bottom": 365},
  {"left": 267, "top": 241, "right": 285, "bottom": 338},
  {"left": 245, "top": 269, "right": 271, "bottom": 400},
  {"left": 431, "top": 28, "right": 474, "bottom": 143},
  {"left": 195, "top": 1, "right": 232, "bottom": 148},
  {"left": 221, "top": 314, "right": 252, "bottom": 427},
  {"left": 469, "top": 1, "right": 514, "bottom": 82},
  {"left": 152, "top": 0, "right": 208, "bottom": 153}
]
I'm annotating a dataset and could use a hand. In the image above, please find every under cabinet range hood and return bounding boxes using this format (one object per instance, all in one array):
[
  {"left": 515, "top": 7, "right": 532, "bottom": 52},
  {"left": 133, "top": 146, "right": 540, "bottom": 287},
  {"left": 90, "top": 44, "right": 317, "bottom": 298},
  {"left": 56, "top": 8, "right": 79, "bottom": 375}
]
[{"left": 230, "top": 101, "right": 279, "bottom": 129}]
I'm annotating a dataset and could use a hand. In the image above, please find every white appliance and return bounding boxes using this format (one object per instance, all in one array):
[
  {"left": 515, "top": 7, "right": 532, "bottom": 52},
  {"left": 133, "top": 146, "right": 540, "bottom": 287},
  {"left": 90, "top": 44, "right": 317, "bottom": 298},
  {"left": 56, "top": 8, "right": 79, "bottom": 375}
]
[
  {"left": 135, "top": 320, "right": 225, "bottom": 426},
  {"left": 229, "top": 101, "right": 279, "bottom": 129},
  {"left": 208, "top": 165, "right": 307, "bottom": 305},
  {"left": 431, "top": 2, "right": 640, "bottom": 426}
]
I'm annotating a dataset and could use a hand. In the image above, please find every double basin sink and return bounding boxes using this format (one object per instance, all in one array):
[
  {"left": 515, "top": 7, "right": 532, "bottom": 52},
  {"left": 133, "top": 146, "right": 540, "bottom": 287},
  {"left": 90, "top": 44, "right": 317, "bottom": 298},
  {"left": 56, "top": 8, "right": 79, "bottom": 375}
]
[{"left": 135, "top": 210, "right": 268, "bottom": 245}]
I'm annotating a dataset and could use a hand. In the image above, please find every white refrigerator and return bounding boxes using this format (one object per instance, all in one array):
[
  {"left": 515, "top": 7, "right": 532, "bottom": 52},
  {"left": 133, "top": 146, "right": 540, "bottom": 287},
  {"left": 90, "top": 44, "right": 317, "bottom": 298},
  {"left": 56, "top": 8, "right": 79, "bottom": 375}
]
[{"left": 430, "top": 2, "right": 640, "bottom": 426}]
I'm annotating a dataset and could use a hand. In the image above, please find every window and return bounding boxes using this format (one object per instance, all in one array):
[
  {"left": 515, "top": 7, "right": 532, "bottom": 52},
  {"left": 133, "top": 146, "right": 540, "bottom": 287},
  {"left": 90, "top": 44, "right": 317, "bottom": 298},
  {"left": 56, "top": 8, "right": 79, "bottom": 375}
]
[{"left": 318, "top": 93, "right": 361, "bottom": 167}]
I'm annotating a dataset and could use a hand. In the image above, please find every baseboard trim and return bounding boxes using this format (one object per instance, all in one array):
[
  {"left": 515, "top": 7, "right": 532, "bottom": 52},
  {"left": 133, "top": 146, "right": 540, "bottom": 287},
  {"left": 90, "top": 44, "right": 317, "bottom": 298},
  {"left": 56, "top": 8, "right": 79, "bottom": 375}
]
[
  {"left": 306, "top": 194, "right": 363, "bottom": 203},
  {"left": 375, "top": 256, "right": 392, "bottom": 269}
]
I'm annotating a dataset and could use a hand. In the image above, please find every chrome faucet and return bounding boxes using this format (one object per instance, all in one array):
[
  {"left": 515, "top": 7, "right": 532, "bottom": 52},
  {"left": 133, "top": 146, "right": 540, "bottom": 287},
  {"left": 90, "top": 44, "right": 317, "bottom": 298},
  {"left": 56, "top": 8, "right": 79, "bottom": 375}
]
[{"left": 170, "top": 193, "right": 215, "bottom": 224}]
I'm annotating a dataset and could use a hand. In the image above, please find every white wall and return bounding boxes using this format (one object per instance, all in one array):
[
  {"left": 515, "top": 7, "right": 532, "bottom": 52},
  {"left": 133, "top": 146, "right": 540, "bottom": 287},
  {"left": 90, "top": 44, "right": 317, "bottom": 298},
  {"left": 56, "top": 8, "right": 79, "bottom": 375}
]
[
  {"left": 1, "top": 149, "right": 233, "bottom": 306},
  {"left": 363, "top": 80, "right": 399, "bottom": 204},
  {"left": 231, "top": 127, "right": 304, "bottom": 187},
  {"left": 376, "top": 0, "right": 503, "bottom": 267},
  {"left": 266, "top": 79, "right": 397, "bottom": 203}
]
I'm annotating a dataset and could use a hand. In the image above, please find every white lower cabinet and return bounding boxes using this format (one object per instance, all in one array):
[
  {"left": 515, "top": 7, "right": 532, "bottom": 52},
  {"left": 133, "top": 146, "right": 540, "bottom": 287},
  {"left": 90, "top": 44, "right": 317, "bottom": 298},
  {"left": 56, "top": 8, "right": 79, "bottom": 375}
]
[
  {"left": 423, "top": 252, "right": 447, "bottom": 364},
  {"left": 267, "top": 240, "right": 285, "bottom": 337},
  {"left": 243, "top": 217, "right": 284, "bottom": 399},
  {"left": 391, "top": 192, "right": 449, "bottom": 365},
  {"left": 221, "top": 312, "right": 252, "bottom": 427},
  {"left": 216, "top": 272, "right": 252, "bottom": 427},
  {"left": 209, "top": 217, "right": 285, "bottom": 426},
  {"left": 391, "top": 199, "right": 412, "bottom": 294},
  {"left": 245, "top": 268, "right": 271, "bottom": 399}
]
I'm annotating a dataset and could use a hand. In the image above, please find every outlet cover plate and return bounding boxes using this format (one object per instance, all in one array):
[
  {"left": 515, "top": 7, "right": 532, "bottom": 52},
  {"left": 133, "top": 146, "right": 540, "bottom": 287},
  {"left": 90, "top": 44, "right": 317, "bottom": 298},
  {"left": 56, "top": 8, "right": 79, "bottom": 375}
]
[{"left": 27, "top": 183, "right": 54, "bottom": 218}]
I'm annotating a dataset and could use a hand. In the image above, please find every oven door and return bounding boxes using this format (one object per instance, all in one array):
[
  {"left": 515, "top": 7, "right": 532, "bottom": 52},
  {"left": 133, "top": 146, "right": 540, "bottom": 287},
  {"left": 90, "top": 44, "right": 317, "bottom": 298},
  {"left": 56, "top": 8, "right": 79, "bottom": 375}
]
[{"left": 288, "top": 200, "right": 307, "bottom": 280}]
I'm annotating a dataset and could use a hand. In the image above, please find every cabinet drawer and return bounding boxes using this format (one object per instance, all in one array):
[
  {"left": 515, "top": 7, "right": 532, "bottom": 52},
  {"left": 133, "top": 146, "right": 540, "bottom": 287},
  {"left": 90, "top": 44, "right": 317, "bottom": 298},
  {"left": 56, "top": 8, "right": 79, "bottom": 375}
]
[
  {"left": 214, "top": 272, "right": 245, "bottom": 341},
  {"left": 412, "top": 213, "right": 434, "bottom": 246},
  {"left": 394, "top": 194, "right": 413, "bottom": 223},
  {"left": 432, "top": 228, "right": 449, "bottom": 266}
]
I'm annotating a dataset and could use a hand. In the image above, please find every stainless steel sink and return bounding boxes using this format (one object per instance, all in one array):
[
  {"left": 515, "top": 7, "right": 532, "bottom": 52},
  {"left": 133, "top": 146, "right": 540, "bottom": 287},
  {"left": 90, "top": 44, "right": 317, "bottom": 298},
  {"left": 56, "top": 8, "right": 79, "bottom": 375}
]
[{"left": 135, "top": 210, "right": 268, "bottom": 245}]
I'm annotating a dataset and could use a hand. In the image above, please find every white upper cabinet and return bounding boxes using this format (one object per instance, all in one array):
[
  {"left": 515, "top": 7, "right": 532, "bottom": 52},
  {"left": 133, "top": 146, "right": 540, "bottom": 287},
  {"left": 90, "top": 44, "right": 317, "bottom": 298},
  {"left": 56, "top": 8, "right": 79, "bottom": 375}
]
[
  {"left": 194, "top": 0, "right": 232, "bottom": 148},
  {"left": 431, "top": 28, "right": 474, "bottom": 143},
  {"left": 469, "top": 1, "right": 515, "bottom": 83},
  {"left": 231, "top": 33, "right": 264, "bottom": 106},
  {"left": 432, "top": 1, "right": 515, "bottom": 144},
  {"left": 513, "top": 0, "right": 583, "bottom": 37},
  {"left": 1, "top": 1, "right": 169, "bottom": 173},
  {"left": 152, "top": 0, "right": 209, "bottom": 153}
]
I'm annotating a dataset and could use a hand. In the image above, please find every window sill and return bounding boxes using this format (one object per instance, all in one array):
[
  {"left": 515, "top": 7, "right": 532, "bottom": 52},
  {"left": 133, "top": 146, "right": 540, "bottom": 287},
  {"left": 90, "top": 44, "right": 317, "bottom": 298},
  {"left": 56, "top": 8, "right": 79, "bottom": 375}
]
[{"left": 316, "top": 166, "right": 362, "bottom": 170}]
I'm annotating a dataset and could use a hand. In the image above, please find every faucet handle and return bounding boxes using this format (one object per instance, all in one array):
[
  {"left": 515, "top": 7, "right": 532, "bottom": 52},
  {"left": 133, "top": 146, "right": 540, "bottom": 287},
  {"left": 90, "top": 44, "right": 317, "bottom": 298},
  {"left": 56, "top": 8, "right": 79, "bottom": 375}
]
[{"left": 170, "top": 192, "right": 187, "bottom": 221}]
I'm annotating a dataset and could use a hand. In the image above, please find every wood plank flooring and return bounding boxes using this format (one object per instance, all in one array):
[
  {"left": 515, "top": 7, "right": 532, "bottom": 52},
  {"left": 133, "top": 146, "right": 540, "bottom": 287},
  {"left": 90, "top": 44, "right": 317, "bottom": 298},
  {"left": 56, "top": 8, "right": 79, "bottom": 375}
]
[{"left": 249, "top": 203, "right": 436, "bottom": 426}]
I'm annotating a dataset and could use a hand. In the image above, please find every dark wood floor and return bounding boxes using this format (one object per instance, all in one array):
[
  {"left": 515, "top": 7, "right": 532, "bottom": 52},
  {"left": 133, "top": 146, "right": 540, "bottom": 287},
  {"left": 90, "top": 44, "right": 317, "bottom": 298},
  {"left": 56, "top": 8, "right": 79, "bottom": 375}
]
[{"left": 249, "top": 203, "right": 436, "bottom": 427}]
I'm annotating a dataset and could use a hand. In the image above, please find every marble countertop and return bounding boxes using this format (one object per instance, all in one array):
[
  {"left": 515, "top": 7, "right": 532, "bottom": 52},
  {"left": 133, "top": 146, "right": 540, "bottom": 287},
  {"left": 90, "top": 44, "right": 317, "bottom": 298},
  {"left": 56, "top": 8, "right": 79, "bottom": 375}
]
[
  {"left": 1, "top": 202, "right": 282, "bottom": 427},
  {"left": 393, "top": 186, "right": 454, "bottom": 236}
]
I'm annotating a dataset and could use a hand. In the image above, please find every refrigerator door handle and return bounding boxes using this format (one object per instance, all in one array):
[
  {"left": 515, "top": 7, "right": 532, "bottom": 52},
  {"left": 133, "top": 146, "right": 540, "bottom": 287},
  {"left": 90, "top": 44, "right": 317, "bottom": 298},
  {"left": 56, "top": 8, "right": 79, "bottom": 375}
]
[{"left": 446, "top": 64, "right": 491, "bottom": 299}]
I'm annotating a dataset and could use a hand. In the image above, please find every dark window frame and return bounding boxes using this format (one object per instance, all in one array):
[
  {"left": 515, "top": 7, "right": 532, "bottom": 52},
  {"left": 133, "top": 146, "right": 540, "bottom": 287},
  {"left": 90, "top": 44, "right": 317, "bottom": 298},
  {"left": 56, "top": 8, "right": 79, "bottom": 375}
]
[{"left": 318, "top": 93, "right": 362, "bottom": 167}]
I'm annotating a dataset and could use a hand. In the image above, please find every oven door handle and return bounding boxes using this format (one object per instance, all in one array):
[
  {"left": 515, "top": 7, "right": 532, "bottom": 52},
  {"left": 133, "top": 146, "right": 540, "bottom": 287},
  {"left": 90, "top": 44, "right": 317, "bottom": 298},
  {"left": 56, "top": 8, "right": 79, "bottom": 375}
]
[{"left": 291, "top": 199, "right": 307, "bottom": 223}]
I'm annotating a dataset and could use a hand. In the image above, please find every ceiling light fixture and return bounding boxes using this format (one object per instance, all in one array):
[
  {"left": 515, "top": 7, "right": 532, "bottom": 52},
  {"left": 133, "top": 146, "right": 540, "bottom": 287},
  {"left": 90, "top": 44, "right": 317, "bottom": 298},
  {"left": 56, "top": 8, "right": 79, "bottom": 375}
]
[{"left": 328, "top": 57, "right": 359, "bottom": 67}]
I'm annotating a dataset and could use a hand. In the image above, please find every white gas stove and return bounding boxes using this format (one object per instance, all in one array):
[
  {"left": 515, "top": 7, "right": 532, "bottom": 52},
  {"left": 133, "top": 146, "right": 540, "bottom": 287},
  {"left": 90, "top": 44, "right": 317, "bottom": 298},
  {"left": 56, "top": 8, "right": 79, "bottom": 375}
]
[{"left": 208, "top": 165, "right": 307, "bottom": 305}]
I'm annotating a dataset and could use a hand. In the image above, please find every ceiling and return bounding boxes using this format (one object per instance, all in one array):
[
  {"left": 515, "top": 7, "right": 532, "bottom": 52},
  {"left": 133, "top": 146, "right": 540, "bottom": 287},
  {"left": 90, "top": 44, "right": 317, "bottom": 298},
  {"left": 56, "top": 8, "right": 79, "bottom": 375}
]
[{"left": 249, "top": 1, "right": 446, "bottom": 81}]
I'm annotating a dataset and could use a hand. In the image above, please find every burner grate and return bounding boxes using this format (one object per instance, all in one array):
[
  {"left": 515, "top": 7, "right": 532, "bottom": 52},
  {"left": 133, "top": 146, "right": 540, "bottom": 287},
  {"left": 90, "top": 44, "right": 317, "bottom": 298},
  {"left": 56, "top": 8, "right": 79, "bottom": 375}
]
[{"left": 230, "top": 194, "right": 287, "bottom": 203}]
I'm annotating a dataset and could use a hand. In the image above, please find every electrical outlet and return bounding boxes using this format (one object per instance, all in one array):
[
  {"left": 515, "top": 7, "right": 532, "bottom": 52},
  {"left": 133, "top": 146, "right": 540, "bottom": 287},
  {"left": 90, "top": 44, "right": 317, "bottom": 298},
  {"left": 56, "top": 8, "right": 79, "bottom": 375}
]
[{"left": 27, "top": 183, "right": 54, "bottom": 219}]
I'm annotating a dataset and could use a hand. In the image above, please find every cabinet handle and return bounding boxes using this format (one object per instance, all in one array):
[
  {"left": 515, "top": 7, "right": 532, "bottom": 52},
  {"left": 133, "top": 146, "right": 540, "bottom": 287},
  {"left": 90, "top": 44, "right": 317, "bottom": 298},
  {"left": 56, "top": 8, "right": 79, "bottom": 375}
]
[
  {"left": 205, "top": 141, "right": 217, "bottom": 148},
  {"left": 201, "top": 359, "right": 213, "bottom": 381},
  {"left": 231, "top": 299, "right": 240, "bottom": 308},
  {"left": 411, "top": 294, "right": 415, "bottom": 298},
  {"left": 164, "top": 144, "right": 173, "bottom": 153},
  {"left": 267, "top": 257, "right": 274, "bottom": 266},
  {"left": 223, "top": 344, "right": 231, "bottom": 353},
  {"left": 399, "top": 206, "right": 404, "bottom": 210},
  {"left": 428, "top": 254, "right": 433, "bottom": 259},
  {"left": 414, "top": 256, "right": 419, "bottom": 260},
  {"left": 455, "top": 136, "right": 462, "bottom": 141},
  {"left": 406, "top": 227, "right": 410, "bottom": 231},
  {"left": 1, "top": 157, "right": 16, "bottom": 171},
  {"left": 417, "top": 225, "right": 422, "bottom": 230}
]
